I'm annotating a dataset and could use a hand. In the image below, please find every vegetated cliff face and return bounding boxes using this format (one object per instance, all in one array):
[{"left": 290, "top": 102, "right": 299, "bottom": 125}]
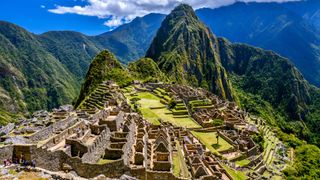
[
  {"left": 144, "top": 4, "right": 320, "bottom": 147},
  {"left": 0, "top": 21, "right": 78, "bottom": 119},
  {"left": 128, "top": 57, "right": 167, "bottom": 83},
  {"left": 146, "top": 4, "right": 234, "bottom": 101},
  {"left": 197, "top": 2, "right": 320, "bottom": 87},
  {"left": 75, "top": 50, "right": 132, "bottom": 107},
  {"left": 218, "top": 38, "right": 320, "bottom": 147}
]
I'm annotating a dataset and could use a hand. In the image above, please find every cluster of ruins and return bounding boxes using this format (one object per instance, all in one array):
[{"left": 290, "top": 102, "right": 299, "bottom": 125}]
[{"left": 0, "top": 81, "right": 286, "bottom": 179}]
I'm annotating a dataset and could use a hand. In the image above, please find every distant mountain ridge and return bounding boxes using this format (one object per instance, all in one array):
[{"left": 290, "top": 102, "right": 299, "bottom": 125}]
[
  {"left": 0, "top": 21, "right": 79, "bottom": 122},
  {"left": 197, "top": 1, "right": 320, "bottom": 87},
  {"left": 0, "top": 14, "right": 165, "bottom": 120}
]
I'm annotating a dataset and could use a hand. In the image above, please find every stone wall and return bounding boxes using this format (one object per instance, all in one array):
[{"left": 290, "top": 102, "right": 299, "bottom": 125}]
[
  {"left": 217, "top": 131, "right": 236, "bottom": 147},
  {"left": 82, "top": 128, "right": 110, "bottom": 163},
  {"left": 41, "top": 120, "right": 86, "bottom": 149},
  {"left": 247, "top": 145, "right": 259, "bottom": 157},
  {"left": 65, "top": 157, "right": 128, "bottom": 178},
  {"left": 146, "top": 170, "right": 186, "bottom": 180},
  {"left": 122, "top": 120, "right": 136, "bottom": 165},
  {"left": 130, "top": 167, "right": 146, "bottom": 180},
  {"left": 0, "top": 145, "right": 13, "bottom": 162},
  {"left": 29, "top": 144, "right": 128, "bottom": 178},
  {"left": 29, "top": 116, "right": 77, "bottom": 142},
  {"left": 66, "top": 139, "right": 88, "bottom": 157},
  {"left": 30, "top": 145, "right": 64, "bottom": 171}
]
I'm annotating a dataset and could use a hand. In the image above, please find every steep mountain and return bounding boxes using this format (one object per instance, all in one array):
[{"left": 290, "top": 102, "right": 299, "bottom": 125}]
[
  {"left": 39, "top": 31, "right": 101, "bottom": 78},
  {"left": 0, "top": 21, "right": 78, "bottom": 116},
  {"left": 75, "top": 50, "right": 132, "bottom": 107},
  {"left": 0, "top": 14, "right": 164, "bottom": 120},
  {"left": 94, "top": 13, "right": 165, "bottom": 64},
  {"left": 146, "top": 4, "right": 234, "bottom": 101},
  {"left": 144, "top": 3, "right": 320, "bottom": 148},
  {"left": 218, "top": 39, "right": 312, "bottom": 120},
  {"left": 128, "top": 58, "right": 167, "bottom": 83},
  {"left": 37, "top": 13, "right": 164, "bottom": 78},
  {"left": 283, "top": 0, "right": 320, "bottom": 31},
  {"left": 196, "top": 2, "right": 320, "bottom": 87}
]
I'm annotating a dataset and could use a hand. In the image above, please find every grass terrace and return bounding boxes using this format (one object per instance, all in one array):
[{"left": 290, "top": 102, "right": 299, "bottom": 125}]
[
  {"left": 222, "top": 165, "right": 247, "bottom": 180},
  {"left": 235, "top": 159, "right": 250, "bottom": 167},
  {"left": 189, "top": 99, "right": 213, "bottom": 110},
  {"left": 173, "top": 141, "right": 191, "bottom": 178},
  {"left": 124, "top": 91, "right": 201, "bottom": 128},
  {"left": 191, "top": 131, "right": 234, "bottom": 155},
  {"left": 153, "top": 87, "right": 172, "bottom": 104}
]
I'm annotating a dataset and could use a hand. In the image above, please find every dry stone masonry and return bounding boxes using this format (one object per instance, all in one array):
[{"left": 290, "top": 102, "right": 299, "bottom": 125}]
[{"left": 0, "top": 81, "right": 287, "bottom": 179}]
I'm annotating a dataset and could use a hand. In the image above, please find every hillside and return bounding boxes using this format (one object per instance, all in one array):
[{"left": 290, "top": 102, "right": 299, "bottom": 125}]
[
  {"left": 128, "top": 57, "right": 167, "bottom": 83},
  {"left": 39, "top": 31, "right": 101, "bottom": 78},
  {"left": 0, "top": 14, "right": 164, "bottom": 120},
  {"left": 143, "top": 3, "right": 320, "bottom": 151},
  {"left": 146, "top": 4, "right": 234, "bottom": 101},
  {"left": 0, "top": 21, "right": 78, "bottom": 121},
  {"left": 197, "top": 2, "right": 320, "bottom": 87},
  {"left": 94, "top": 13, "right": 165, "bottom": 64},
  {"left": 75, "top": 50, "right": 132, "bottom": 107},
  {"left": 218, "top": 38, "right": 320, "bottom": 145}
]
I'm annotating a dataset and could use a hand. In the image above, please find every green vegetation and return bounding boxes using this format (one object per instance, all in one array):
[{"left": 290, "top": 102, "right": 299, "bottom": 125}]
[
  {"left": 145, "top": 4, "right": 234, "bottom": 101},
  {"left": 172, "top": 141, "right": 190, "bottom": 178},
  {"left": 0, "top": 109, "right": 19, "bottom": 125},
  {"left": 234, "top": 82, "right": 320, "bottom": 179},
  {"left": 283, "top": 144, "right": 320, "bottom": 179},
  {"left": 222, "top": 165, "right": 247, "bottom": 180},
  {"left": 75, "top": 50, "right": 132, "bottom": 107},
  {"left": 124, "top": 91, "right": 200, "bottom": 128},
  {"left": 235, "top": 159, "right": 250, "bottom": 167},
  {"left": 98, "top": 158, "right": 117, "bottom": 164},
  {"left": 191, "top": 131, "right": 234, "bottom": 155},
  {"left": 212, "top": 119, "right": 224, "bottom": 127},
  {"left": 128, "top": 58, "right": 167, "bottom": 83},
  {"left": 252, "top": 130, "right": 265, "bottom": 151},
  {"left": 153, "top": 88, "right": 172, "bottom": 104},
  {"left": 0, "top": 21, "right": 79, "bottom": 116},
  {"left": 223, "top": 44, "right": 320, "bottom": 148}
]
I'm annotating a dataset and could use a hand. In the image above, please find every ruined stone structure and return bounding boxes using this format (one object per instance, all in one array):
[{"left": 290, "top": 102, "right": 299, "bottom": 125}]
[{"left": 0, "top": 81, "right": 271, "bottom": 179}]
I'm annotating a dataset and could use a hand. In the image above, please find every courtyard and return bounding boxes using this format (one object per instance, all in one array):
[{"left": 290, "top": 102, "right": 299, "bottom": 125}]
[{"left": 125, "top": 91, "right": 201, "bottom": 128}]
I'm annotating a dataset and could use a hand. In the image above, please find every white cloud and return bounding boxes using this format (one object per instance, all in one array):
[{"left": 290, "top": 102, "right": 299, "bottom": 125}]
[
  {"left": 48, "top": 0, "right": 301, "bottom": 27},
  {"left": 103, "top": 16, "right": 129, "bottom": 27},
  {"left": 41, "top": 5, "right": 46, "bottom": 9}
]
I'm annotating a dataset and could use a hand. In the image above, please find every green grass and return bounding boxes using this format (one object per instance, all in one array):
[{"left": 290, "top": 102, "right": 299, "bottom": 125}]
[
  {"left": 235, "top": 159, "right": 250, "bottom": 167},
  {"left": 124, "top": 92, "right": 200, "bottom": 128},
  {"left": 189, "top": 99, "right": 212, "bottom": 107},
  {"left": 98, "top": 158, "right": 117, "bottom": 164},
  {"left": 222, "top": 165, "right": 247, "bottom": 180},
  {"left": 191, "top": 131, "right": 234, "bottom": 155},
  {"left": 173, "top": 141, "right": 190, "bottom": 178}
]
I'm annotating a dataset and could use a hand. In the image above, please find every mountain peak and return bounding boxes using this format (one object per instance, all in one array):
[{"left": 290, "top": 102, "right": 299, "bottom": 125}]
[
  {"left": 146, "top": 4, "right": 234, "bottom": 100},
  {"left": 165, "top": 4, "right": 200, "bottom": 26},
  {"left": 171, "top": 4, "right": 197, "bottom": 17}
]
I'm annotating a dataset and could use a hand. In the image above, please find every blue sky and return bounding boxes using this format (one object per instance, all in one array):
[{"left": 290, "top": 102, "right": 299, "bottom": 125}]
[
  {"left": 0, "top": 0, "right": 111, "bottom": 35},
  {"left": 0, "top": 0, "right": 301, "bottom": 35}
]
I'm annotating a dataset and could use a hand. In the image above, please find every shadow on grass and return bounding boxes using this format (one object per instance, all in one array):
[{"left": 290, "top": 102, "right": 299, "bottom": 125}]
[{"left": 212, "top": 143, "right": 221, "bottom": 149}]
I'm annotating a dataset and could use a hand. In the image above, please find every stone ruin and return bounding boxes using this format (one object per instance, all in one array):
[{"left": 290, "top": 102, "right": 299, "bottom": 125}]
[{"left": 0, "top": 81, "right": 274, "bottom": 179}]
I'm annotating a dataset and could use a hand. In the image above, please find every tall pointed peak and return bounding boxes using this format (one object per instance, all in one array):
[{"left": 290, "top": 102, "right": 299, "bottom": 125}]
[
  {"left": 146, "top": 4, "right": 235, "bottom": 101},
  {"left": 170, "top": 4, "right": 198, "bottom": 19}
]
